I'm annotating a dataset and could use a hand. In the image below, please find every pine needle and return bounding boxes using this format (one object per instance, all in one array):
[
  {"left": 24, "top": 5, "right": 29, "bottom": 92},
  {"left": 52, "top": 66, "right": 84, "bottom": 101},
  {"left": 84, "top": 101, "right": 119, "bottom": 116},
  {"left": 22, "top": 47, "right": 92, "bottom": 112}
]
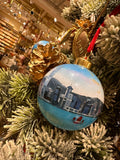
[
  {"left": 9, "top": 73, "right": 37, "bottom": 102},
  {"left": 0, "top": 68, "right": 11, "bottom": 86},
  {"left": 74, "top": 122, "right": 114, "bottom": 160},
  {"left": 4, "top": 100, "right": 41, "bottom": 144},
  {"left": 28, "top": 126, "right": 76, "bottom": 160},
  {"left": 0, "top": 69, "right": 18, "bottom": 118},
  {"left": 0, "top": 140, "right": 32, "bottom": 160}
]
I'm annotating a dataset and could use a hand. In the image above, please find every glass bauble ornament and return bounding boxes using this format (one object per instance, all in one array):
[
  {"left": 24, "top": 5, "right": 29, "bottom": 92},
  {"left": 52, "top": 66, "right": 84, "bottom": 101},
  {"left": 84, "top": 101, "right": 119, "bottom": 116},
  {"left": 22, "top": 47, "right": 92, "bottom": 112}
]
[
  {"left": 32, "top": 40, "right": 49, "bottom": 50},
  {"left": 37, "top": 64, "right": 104, "bottom": 130}
]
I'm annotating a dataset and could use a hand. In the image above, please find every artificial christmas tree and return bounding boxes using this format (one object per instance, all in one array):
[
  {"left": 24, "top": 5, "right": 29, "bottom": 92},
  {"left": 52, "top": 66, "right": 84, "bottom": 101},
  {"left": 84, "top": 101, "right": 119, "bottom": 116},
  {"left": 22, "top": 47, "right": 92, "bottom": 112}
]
[{"left": 0, "top": 0, "right": 120, "bottom": 159}]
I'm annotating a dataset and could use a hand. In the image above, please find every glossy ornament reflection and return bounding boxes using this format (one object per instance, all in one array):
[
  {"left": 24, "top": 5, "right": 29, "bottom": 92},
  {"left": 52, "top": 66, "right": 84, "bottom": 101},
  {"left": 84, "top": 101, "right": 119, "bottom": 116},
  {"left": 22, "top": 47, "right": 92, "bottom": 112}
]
[
  {"left": 32, "top": 40, "right": 49, "bottom": 50},
  {"left": 37, "top": 64, "right": 104, "bottom": 130}
]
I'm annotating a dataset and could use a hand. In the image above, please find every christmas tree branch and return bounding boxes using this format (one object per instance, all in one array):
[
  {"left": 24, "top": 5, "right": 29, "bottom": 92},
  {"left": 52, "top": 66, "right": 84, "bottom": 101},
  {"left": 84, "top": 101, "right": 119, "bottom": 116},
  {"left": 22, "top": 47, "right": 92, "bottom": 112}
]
[
  {"left": 89, "top": 0, "right": 110, "bottom": 38},
  {"left": 74, "top": 122, "right": 114, "bottom": 160},
  {"left": 4, "top": 100, "right": 42, "bottom": 144}
]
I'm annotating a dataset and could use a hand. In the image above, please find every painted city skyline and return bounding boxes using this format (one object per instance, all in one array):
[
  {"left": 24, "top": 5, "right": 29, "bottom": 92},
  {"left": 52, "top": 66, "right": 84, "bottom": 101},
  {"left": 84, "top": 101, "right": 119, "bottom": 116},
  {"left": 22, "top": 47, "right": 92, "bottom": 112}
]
[
  {"left": 42, "top": 64, "right": 104, "bottom": 103},
  {"left": 39, "top": 77, "right": 103, "bottom": 118}
]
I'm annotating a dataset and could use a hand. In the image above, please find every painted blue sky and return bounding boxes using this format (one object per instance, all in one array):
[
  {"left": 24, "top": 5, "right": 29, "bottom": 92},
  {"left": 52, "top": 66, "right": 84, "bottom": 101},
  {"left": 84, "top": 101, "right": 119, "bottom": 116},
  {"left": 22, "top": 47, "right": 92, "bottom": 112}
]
[{"left": 58, "top": 64, "right": 101, "bottom": 83}]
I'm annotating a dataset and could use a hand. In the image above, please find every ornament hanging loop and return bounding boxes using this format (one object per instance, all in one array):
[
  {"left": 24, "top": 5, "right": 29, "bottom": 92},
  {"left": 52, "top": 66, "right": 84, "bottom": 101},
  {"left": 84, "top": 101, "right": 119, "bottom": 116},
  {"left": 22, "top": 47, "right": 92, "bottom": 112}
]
[{"left": 75, "top": 57, "right": 91, "bottom": 69}]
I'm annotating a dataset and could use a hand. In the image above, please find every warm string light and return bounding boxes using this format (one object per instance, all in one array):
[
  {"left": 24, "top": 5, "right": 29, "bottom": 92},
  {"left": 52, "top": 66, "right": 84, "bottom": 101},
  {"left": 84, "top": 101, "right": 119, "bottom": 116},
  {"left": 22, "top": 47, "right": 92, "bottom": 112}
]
[
  {"left": 54, "top": 17, "right": 57, "bottom": 22},
  {"left": 0, "top": 0, "right": 60, "bottom": 41},
  {"left": 1, "top": 0, "right": 39, "bottom": 23},
  {"left": 1, "top": 0, "right": 60, "bottom": 32},
  {"left": 30, "top": 0, "right": 33, "bottom": 4}
]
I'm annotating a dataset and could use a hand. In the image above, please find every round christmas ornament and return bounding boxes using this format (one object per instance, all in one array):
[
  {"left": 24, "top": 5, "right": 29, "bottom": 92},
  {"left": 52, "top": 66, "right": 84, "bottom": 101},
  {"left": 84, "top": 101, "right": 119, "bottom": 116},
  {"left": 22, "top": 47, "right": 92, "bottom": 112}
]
[
  {"left": 37, "top": 64, "right": 104, "bottom": 130},
  {"left": 32, "top": 40, "right": 49, "bottom": 50}
]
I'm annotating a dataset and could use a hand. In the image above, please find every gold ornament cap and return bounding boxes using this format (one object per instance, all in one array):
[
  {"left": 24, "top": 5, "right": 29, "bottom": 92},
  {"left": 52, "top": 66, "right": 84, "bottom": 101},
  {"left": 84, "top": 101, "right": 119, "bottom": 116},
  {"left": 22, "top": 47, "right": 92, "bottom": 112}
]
[{"left": 75, "top": 57, "right": 91, "bottom": 69}]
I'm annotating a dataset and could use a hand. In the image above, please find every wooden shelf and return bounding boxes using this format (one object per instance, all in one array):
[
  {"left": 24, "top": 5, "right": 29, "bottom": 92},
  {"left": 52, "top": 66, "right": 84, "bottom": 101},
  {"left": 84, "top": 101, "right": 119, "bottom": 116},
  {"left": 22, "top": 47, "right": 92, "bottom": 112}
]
[
  {"left": 0, "top": 29, "right": 18, "bottom": 41},
  {"left": 0, "top": 18, "right": 19, "bottom": 53},
  {"left": 0, "top": 36, "right": 16, "bottom": 46},
  {"left": 0, "top": 19, "right": 19, "bottom": 34}
]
